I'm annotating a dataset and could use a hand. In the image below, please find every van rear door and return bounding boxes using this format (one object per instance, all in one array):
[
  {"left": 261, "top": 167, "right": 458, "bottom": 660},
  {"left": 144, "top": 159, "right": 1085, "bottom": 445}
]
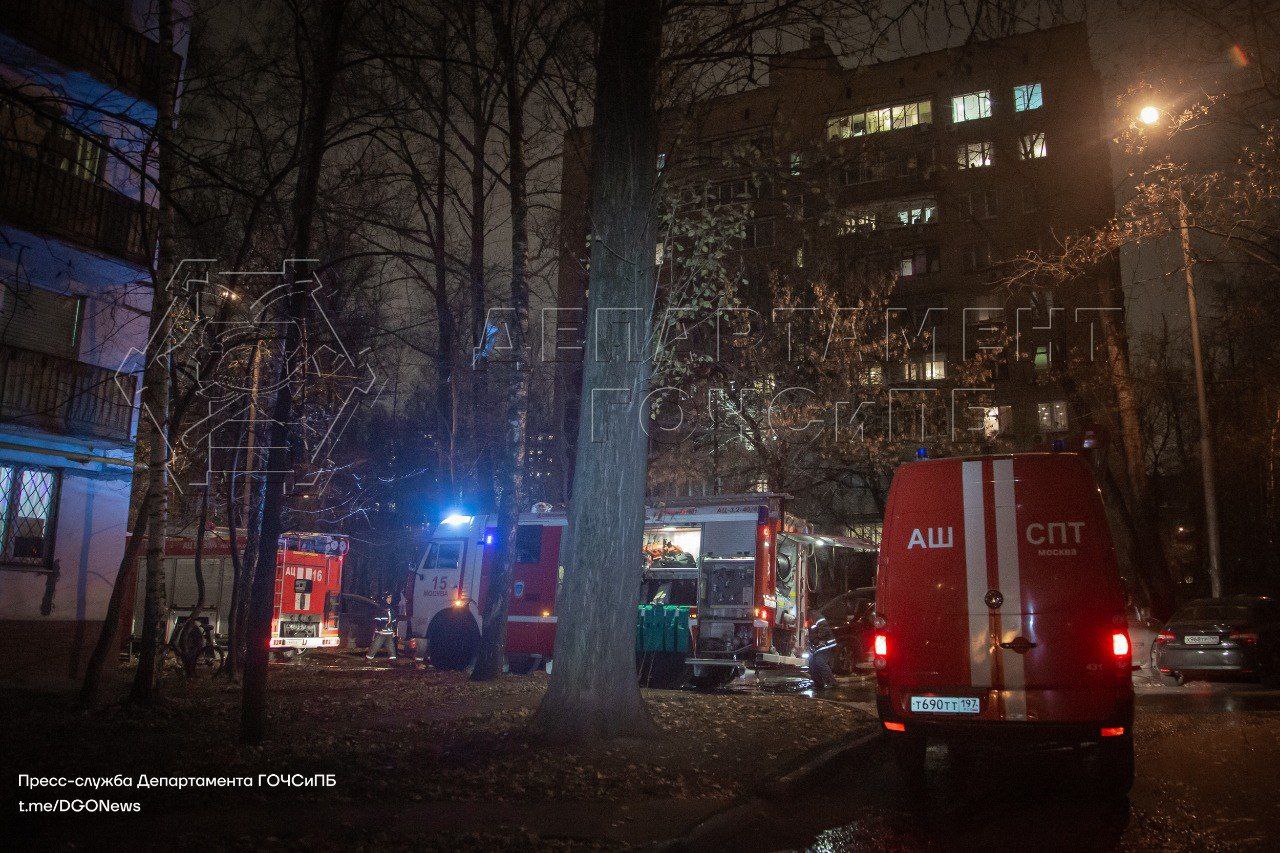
[
  {"left": 880, "top": 454, "right": 1127, "bottom": 724},
  {"left": 880, "top": 457, "right": 996, "bottom": 699}
]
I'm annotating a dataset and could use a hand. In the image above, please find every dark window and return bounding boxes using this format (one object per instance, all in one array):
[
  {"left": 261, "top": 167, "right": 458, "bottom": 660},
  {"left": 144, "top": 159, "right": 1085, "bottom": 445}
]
[{"left": 515, "top": 525, "right": 543, "bottom": 564}]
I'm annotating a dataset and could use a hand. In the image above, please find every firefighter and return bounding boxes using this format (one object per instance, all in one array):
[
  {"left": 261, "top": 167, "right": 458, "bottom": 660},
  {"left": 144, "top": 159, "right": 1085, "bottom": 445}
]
[{"left": 366, "top": 592, "right": 398, "bottom": 662}]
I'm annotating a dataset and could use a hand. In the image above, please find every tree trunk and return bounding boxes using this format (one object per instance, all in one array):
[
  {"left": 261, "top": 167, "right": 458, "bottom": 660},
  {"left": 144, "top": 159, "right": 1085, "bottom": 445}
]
[
  {"left": 240, "top": 0, "right": 347, "bottom": 744},
  {"left": 129, "top": 0, "right": 178, "bottom": 705},
  {"left": 79, "top": 490, "right": 151, "bottom": 705},
  {"left": 531, "top": 0, "right": 662, "bottom": 741},
  {"left": 473, "top": 2, "right": 531, "bottom": 681}
]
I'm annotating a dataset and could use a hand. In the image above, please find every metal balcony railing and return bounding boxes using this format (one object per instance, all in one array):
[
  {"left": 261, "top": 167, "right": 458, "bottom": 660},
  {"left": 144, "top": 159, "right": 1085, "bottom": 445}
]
[
  {"left": 0, "top": 0, "right": 181, "bottom": 105},
  {"left": 0, "top": 144, "right": 154, "bottom": 266},
  {"left": 0, "top": 343, "right": 137, "bottom": 442}
]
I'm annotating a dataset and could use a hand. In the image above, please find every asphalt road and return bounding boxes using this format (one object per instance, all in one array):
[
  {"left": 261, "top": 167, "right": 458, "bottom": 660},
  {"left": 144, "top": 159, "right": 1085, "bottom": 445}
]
[{"left": 693, "top": 676, "right": 1280, "bottom": 851}]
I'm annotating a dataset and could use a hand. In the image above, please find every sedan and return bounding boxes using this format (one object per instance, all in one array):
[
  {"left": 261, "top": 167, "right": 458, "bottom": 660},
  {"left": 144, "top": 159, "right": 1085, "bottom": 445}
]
[{"left": 1152, "top": 595, "right": 1280, "bottom": 685}]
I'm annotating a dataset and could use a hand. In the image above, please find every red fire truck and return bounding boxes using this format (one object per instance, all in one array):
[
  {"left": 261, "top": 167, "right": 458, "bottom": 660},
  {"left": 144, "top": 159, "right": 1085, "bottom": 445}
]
[
  {"left": 269, "top": 532, "right": 348, "bottom": 651},
  {"left": 401, "top": 495, "right": 875, "bottom": 681}
]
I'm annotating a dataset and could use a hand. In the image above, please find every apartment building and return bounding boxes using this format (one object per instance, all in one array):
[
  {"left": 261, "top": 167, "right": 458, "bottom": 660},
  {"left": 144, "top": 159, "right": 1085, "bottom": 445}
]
[
  {"left": 0, "top": 1, "right": 183, "bottom": 683},
  {"left": 553, "top": 23, "right": 1120, "bottom": 499}
]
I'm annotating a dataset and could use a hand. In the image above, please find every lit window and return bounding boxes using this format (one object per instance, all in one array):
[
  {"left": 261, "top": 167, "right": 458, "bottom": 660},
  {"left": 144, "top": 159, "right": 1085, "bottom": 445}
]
[
  {"left": 1034, "top": 345, "right": 1050, "bottom": 371},
  {"left": 924, "top": 356, "right": 946, "bottom": 381},
  {"left": 982, "top": 406, "right": 1009, "bottom": 438},
  {"left": 956, "top": 141, "right": 992, "bottom": 169},
  {"left": 951, "top": 91, "right": 992, "bottom": 123},
  {"left": 1014, "top": 83, "right": 1043, "bottom": 112},
  {"left": 826, "top": 98, "right": 932, "bottom": 140},
  {"left": 895, "top": 201, "right": 938, "bottom": 226},
  {"left": 1019, "top": 132, "right": 1047, "bottom": 160},
  {"left": 841, "top": 210, "right": 877, "bottom": 234},
  {"left": 0, "top": 466, "right": 59, "bottom": 565},
  {"left": 1037, "top": 400, "right": 1069, "bottom": 432}
]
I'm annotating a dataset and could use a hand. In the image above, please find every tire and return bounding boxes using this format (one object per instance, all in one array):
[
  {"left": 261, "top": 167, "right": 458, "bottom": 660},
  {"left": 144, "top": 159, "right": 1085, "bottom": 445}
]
[
  {"left": 690, "top": 666, "right": 741, "bottom": 690},
  {"left": 507, "top": 654, "right": 536, "bottom": 675},
  {"left": 888, "top": 732, "right": 927, "bottom": 788},
  {"left": 1097, "top": 733, "right": 1135, "bottom": 797},
  {"left": 427, "top": 610, "right": 479, "bottom": 671},
  {"left": 1151, "top": 646, "right": 1181, "bottom": 686}
]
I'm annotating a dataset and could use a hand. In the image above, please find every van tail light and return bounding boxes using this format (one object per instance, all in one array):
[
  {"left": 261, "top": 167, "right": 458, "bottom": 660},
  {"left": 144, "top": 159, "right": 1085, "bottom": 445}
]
[
  {"left": 873, "top": 632, "right": 888, "bottom": 669},
  {"left": 1229, "top": 631, "right": 1259, "bottom": 645},
  {"left": 1111, "top": 632, "right": 1130, "bottom": 657},
  {"left": 883, "top": 721, "right": 906, "bottom": 732},
  {"left": 1155, "top": 630, "right": 1176, "bottom": 645},
  {"left": 1100, "top": 726, "right": 1126, "bottom": 737}
]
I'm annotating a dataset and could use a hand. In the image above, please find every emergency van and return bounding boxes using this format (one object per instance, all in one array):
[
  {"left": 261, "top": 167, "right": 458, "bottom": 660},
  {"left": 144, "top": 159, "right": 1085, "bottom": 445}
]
[{"left": 874, "top": 453, "right": 1134, "bottom": 793}]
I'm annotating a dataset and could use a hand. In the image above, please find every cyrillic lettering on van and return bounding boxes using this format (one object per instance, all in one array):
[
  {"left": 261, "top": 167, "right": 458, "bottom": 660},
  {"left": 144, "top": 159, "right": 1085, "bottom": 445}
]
[
  {"left": 907, "top": 527, "right": 954, "bottom": 549},
  {"left": 1025, "top": 521, "right": 1085, "bottom": 553}
]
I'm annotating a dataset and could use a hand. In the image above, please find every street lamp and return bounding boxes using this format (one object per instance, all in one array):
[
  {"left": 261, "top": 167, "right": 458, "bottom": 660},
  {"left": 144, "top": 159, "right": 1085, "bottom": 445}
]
[{"left": 1137, "top": 104, "right": 1223, "bottom": 598}]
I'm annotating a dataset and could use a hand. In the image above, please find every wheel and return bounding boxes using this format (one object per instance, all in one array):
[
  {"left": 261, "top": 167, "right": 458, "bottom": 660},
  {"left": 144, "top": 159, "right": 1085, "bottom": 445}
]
[
  {"left": 427, "top": 610, "right": 479, "bottom": 670},
  {"left": 1097, "top": 733, "right": 1135, "bottom": 797},
  {"left": 1151, "top": 646, "right": 1181, "bottom": 686},
  {"left": 507, "top": 654, "right": 536, "bottom": 675},
  {"left": 888, "top": 731, "right": 927, "bottom": 788},
  {"left": 690, "top": 666, "right": 741, "bottom": 690}
]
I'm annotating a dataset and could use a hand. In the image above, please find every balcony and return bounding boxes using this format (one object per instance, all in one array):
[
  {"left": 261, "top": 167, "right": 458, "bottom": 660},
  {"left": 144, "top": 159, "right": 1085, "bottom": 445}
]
[
  {"left": 0, "top": 144, "right": 154, "bottom": 266},
  {"left": 0, "top": 343, "right": 137, "bottom": 442},
  {"left": 0, "top": 0, "right": 181, "bottom": 105}
]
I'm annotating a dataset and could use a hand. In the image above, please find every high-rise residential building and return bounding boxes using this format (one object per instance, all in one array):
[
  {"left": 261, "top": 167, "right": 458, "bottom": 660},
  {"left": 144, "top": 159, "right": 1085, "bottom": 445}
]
[
  {"left": 553, "top": 22, "right": 1119, "bottom": 502},
  {"left": 0, "top": 0, "right": 183, "bottom": 683}
]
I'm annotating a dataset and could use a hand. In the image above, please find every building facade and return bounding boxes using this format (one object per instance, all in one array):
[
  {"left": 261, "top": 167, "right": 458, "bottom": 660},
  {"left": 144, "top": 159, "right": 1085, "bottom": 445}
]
[
  {"left": 553, "top": 23, "right": 1120, "bottom": 503},
  {"left": 0, "top": 0, "right": 182, "bottom": 684}
]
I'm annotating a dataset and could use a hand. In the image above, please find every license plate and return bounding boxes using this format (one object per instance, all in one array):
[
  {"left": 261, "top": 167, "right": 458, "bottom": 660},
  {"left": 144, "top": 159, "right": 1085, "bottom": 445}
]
[
  {"left": 910, "top": 695, "right": 980, "bottom": 714},
  {"left": 1184, "top": 635, "right": 1218, "bottom": 645},
  {"left": 281, "top": 621, "right": 318, "bottom": 638}
]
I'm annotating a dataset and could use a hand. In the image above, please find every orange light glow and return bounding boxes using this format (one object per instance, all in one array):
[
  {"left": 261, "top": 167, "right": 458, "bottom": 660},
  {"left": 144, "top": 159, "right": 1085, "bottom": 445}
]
[
  {"left": 452, "top": 597, "right": 466, "bottom": 608},
  {"left": 1100, "top": 726, "right": 1125, "bottom": 737},
  {"left": 1138, "top": 105, "right": 1160, "bottom": 126},
  {"left": 884, "top": 721, "right": 906, "bottom": 732},
  {"left": 541, "top": 609, "right": 552, "bottom": 618}
]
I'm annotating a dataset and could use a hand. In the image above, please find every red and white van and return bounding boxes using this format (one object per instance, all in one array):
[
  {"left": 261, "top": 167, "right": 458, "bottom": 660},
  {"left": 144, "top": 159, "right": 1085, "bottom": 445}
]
[{"left": 874, "top": 453, "right": 1134, "bottom": 792}]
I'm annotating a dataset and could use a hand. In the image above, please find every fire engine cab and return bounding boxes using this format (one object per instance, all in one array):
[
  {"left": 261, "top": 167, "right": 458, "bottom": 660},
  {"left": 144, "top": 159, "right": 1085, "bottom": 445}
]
[{"left": 402, "top": 495, "right": 875, "bottom": 683}]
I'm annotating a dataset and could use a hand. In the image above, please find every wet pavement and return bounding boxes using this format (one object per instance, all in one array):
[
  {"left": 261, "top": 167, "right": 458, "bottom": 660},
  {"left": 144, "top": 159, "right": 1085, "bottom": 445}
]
[{"left": 692, "top": 675, "right": 1280, "bottom": 851}]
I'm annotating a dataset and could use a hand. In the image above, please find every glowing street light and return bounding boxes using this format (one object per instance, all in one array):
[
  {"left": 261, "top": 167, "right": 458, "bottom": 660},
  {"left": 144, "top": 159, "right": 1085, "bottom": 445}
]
[{"left": 1138, "top": 104, "right": 1161, "bottom": 126}]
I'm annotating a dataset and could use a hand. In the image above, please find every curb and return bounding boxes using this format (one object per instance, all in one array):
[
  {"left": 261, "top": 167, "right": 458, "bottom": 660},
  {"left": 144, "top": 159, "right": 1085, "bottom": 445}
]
[{"left": 657, "top": 724, "right": 881, "bottom": 850}]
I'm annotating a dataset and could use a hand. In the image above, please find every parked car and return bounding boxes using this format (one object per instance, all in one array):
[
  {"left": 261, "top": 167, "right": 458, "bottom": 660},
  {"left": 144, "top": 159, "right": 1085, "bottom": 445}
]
[
  {"left": 1151, "top": 595, "right": 1280, "bottom": 685},
  {"left": 810, "top": 587, "right": 877, "bottom": 679},
  {"left": 875, "top": 453, "right": 1135, "bottom": 795}
]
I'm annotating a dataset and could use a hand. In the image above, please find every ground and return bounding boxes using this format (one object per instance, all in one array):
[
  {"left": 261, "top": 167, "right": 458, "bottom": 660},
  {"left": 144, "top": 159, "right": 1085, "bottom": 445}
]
[
  {"left": 7, "top": 657, "right": 1279, "bottom": 850},
  {"left": 690, "top": 676, "right": 1280, "bottom": 851},
  {"left": 3, "top": 651, "right": 872, "bottom": 849}
]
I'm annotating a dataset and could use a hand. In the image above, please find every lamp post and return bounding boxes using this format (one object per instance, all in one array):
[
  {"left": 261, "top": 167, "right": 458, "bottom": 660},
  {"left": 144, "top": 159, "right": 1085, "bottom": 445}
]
[{"left": 1139, "top": 106, "right": 1223, "bottom": 598}]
